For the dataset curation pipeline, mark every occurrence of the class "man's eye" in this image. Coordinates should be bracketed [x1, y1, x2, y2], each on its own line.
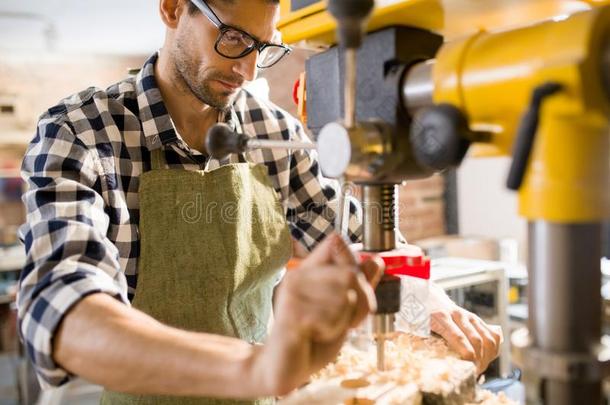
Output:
[224, 30, 247, 46]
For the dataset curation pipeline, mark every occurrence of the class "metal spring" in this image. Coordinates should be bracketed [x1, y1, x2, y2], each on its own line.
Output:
[380, 184, 397, 232]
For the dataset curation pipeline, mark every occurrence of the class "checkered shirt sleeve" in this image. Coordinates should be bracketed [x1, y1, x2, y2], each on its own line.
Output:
[19, 116, 129, 387]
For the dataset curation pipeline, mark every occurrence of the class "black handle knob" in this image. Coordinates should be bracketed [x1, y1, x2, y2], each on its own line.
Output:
[328, 0, 374, 48]
[410, 104, 473, 171]
[506, 82, 563, 191]
[205, 123, 249, 161]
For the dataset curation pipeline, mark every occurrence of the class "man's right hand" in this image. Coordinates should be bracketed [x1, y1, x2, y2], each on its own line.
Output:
[253, 233, 383, 396]
[51, 233, 382, 400]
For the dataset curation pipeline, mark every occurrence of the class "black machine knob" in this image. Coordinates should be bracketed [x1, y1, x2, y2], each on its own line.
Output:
[205, 123, 249, 160]
[375, 274, 401, 314]
[328, 0, 375, 48]
[410, 104, 474, 171]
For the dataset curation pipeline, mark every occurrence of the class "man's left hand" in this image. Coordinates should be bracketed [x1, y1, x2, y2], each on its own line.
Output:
[429, 283, 503, 375]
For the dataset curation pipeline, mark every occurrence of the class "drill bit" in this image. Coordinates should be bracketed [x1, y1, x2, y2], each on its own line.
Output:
[373, 314, 392, 371]
[376, 334, 386, 371]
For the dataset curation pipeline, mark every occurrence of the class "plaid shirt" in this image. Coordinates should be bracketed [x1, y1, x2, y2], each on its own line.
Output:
[18, 53, 362, 388]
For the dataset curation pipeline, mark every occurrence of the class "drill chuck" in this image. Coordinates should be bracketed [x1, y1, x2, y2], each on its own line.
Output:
[375, 274, 401, 314]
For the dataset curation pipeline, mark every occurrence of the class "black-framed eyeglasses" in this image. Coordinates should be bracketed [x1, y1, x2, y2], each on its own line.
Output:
[190, 0, 292, 69]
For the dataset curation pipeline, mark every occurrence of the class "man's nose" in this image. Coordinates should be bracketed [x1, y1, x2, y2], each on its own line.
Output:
[232, 51, 258, 82]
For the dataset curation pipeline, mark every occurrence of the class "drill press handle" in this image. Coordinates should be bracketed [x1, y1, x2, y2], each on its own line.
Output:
[206, 123, 317, 161]
[205, 123, 250, 160]
[506, 82, 564, 191]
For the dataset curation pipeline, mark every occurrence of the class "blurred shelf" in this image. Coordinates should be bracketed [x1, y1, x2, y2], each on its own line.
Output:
[508, 303, 528, 321]
[0, 129, 33, 147]
[0, 294, 14, 305]
[0, 248, 25, 273]
[0, 170, 21, 179]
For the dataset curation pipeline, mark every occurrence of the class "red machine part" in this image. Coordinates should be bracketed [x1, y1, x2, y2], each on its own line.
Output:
[360, 250, 431, 280]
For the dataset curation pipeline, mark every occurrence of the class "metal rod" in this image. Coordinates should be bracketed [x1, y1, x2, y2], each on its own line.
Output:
[402, 60, 435, 116]
[245, 139, 317, 151]
[344, 48, 358, 129]
[527, 221, 602, 405]
[339, 47, 358, 237]
[373, 313, 395, 371]
[376, 337, 386, 371]
[335, 176, 348, 238]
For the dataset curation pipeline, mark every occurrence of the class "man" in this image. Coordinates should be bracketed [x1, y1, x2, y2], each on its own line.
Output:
[18, 0, 501, 402]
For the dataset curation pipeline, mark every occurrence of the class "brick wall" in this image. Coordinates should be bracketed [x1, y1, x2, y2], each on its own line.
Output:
[0, 53, 149, 142]
[399, 175, 446, 242]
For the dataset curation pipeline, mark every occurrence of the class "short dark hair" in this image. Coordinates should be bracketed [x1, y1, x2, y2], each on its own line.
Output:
[187, 0, 279, 15]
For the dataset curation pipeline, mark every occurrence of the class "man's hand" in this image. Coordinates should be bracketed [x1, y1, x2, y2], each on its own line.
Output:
[429, 283, 503, 374]
[255, 233, 383, 395]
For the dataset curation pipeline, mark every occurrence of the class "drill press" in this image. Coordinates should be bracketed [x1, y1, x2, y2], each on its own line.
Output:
[209, 2, 610, 389]
[279, 1, 610, 403]
[315, 0, 465, 372]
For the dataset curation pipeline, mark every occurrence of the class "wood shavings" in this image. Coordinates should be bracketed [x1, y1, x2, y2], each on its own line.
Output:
[280, 333, 518, 405]
[341, 378, 372, 389]
[343, 398, 375, 405]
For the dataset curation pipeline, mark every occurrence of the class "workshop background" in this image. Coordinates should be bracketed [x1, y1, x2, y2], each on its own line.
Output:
[2, 0, 597, 404]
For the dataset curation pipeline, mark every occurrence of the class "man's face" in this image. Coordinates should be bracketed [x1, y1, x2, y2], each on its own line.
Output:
[172, 0, 280, 111]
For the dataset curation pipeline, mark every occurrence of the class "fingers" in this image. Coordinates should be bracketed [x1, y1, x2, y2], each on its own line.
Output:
[430, 311, 477, 364]
[349, 272, 377, 327]
[432, 308, 504, 375]
[300, 265, 375, 332]
[328, 234, 359, 266]
[489, 325, 504, 346]
[299, 233, 337, 266]
[473, 319, 503, 369]
[299, 298, 353, 342]
[472, 322, 493, 372]
[300, 233, 357, 267]
[283, 262, 375, 342]
[349, 257, 384, 326]
[360, 257, 384, 288]
[283, 234, 384, 343]
[452, 310, 484, 369]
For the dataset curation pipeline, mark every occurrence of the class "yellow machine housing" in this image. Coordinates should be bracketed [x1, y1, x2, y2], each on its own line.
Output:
[279, 0, 610, 45]
[433, 7, 610, 222]
[279, 1, 610, 404]
[280, 1, 610, 222]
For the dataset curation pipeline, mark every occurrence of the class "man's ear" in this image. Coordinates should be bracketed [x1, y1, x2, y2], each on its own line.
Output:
[160, 0, 188, 29]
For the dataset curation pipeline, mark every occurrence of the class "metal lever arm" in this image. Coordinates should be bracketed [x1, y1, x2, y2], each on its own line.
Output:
[205, 123, 315, 160]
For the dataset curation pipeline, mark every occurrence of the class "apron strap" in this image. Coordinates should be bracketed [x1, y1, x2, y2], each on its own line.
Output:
[151, 148, 167, 170]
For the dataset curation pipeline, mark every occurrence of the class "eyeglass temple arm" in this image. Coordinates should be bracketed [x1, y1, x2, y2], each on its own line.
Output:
[190, 0, 222, 28]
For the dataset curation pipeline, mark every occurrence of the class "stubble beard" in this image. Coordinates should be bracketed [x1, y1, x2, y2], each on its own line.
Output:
[172, 41, 240, 112]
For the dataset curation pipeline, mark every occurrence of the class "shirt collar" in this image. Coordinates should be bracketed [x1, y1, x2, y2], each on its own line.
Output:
[135, 52, 242, 152]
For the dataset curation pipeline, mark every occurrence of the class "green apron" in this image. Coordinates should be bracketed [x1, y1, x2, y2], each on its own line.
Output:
[101, 147, 292, 405]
